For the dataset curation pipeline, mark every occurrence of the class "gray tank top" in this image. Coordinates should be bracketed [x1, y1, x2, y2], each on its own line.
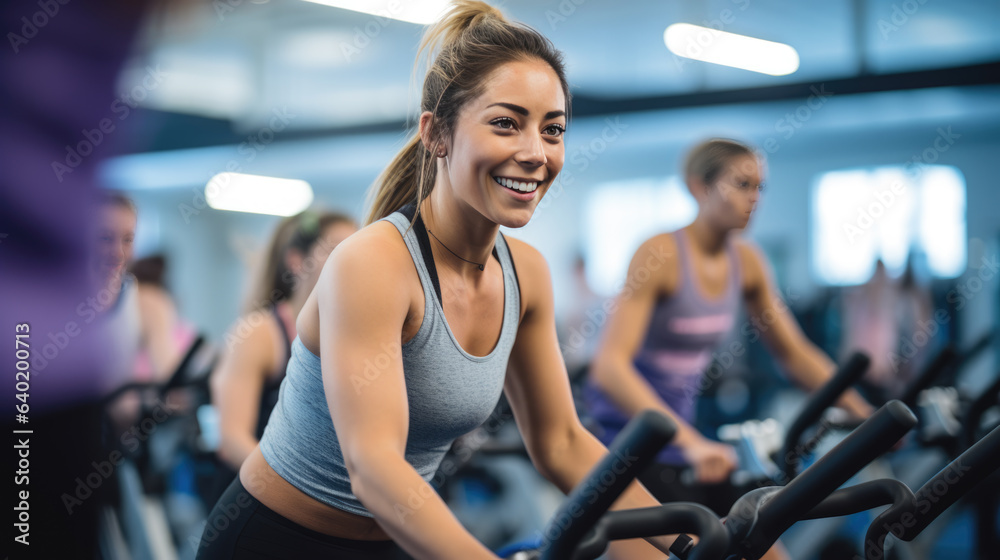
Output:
[259, 205, 521, 517]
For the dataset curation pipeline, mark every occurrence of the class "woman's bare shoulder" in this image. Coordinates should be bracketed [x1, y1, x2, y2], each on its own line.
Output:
[644, 231, 679, 258]
[316, 219, 420, 321]
[324, 220, 413, 274]
[634, 231, 679, 296]
[501, 234, 547, 280]
[732, 237, 768, 294]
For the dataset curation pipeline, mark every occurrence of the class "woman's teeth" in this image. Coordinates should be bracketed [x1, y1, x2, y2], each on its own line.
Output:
[493, 176, 538, 193]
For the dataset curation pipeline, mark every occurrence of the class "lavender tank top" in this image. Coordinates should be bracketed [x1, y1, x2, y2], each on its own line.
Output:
[585, 228, 742, 464]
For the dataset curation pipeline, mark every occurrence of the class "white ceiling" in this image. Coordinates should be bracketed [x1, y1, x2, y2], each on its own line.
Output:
[119, 0, 1000, 131]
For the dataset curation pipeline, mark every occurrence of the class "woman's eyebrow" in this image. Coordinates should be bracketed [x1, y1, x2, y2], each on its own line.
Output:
[487, 102, 527, 115]
[486, 102, 566, 120]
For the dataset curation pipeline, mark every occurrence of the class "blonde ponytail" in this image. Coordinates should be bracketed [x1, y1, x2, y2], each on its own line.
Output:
[415, 0, 506, 73]
[364, 134, 431, 225]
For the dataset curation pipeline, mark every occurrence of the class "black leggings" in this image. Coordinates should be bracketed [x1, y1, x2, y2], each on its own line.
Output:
[196, 476, 413, 559]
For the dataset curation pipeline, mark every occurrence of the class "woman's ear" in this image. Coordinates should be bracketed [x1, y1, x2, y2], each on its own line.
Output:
[418, 111, 438, 154]
[686, 174, 709, 202]
[419, 111, 449, 158]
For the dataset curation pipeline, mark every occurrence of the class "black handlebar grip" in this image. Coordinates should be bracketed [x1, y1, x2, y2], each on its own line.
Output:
[802, 479, 913, 520]
[899, 346, 958, 408]
[939, 330, 996, 389]
[574, 503, 728, 560]
[962, 371, 1000, 449]
[539, 409, 677, 560]
[752, 401, 916, 554]
[959, 330, 995, 366]
[862, 424, 1000, 557]
[161, 335, 205, 394]
[899, 424, 1000, 539]
[778, 352, 871, 480]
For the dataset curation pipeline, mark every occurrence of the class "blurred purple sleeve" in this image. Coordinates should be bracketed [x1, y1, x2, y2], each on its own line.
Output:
[1, 0, 150, 412]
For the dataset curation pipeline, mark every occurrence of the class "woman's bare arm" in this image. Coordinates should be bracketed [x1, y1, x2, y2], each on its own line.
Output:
[738, 242, 873, 417]
[502, 237, 677, 558]
[211, 314, 273, 471]
[317, 224, 498, 560]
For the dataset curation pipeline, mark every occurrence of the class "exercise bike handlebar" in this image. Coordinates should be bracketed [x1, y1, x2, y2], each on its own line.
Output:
[778, 352, 871, 480]
[962, 371, 1000, 449]
[727, 400, 916, 559]
[100, 335, 208, 405]
[801, 479, 914, 520]
[762, 401, 916, 536]
[899, 345, 958, 408]
[868, 424, 1000, 546]
[943, 330, 996, 386]
[539, 409, 676, 560]
[737, 425, 1000, 560]
[900, 330, 996, 409]
[160, 335, 207, 393]
[574, 503, 729, 560]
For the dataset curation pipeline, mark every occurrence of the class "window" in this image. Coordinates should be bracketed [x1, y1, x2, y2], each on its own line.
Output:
[584, 176, 699, 296]
[811, 165, 966, 285]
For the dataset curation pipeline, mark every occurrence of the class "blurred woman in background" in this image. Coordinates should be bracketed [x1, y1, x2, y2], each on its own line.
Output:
[585, 138, 875, 560]
[97, 192, 192, 423]
[91, 192, 143, 392]
[841, 259, 900, 399]
[209, 210, 357, 498]
[129, 253, 199, 384]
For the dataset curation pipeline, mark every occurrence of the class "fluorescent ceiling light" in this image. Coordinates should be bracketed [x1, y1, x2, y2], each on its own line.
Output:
[664, 23, 799, 76]
[302, 0, 450, 25]
[205, 173, 314, 216]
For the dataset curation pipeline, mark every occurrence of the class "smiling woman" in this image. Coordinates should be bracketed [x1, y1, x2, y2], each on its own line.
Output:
[91, 192, 142, 393]
[196, 2, 678, 560]
[363, 3, 571, 229]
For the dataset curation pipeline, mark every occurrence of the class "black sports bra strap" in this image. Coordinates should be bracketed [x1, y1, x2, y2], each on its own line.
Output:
[398, 202, 499, 305]
[270, 304, 293, 366]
